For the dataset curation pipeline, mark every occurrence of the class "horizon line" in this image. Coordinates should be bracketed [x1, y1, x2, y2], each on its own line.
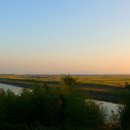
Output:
[1, 73, 130, 76]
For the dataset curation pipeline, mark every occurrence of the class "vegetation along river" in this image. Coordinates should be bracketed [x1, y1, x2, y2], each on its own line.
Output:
[0, 83, 121, 122]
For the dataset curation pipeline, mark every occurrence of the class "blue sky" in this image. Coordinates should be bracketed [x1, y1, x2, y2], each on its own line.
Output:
[0, 0, 130, 74]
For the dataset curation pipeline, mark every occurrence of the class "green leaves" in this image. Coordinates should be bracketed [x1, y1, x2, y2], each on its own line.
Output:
[0, 83, 105, 130]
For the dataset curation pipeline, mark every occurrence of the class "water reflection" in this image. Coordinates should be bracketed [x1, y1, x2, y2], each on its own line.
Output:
[86, 99, 122, 123]
[0, 83, 22, 94]
[94, 100, 120, 122]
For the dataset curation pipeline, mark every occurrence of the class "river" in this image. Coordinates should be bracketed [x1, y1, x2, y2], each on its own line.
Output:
[0, 83, 22, 94]
[85, 99, 121, 123]
[93, 100, 121, 123]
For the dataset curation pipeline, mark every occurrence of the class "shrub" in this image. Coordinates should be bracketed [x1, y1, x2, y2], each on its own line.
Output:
[62, 75, 79, 87]
[119, 90, 130, 130]
[125, 82, 130, 90]
[0, 77, 106, 129]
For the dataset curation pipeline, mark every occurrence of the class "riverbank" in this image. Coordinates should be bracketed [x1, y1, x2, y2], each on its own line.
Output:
[0, 78, 60, 88]
[0, 77, 125, 103]
[84, 90, 122, 103]
[0, 79, 33, 88]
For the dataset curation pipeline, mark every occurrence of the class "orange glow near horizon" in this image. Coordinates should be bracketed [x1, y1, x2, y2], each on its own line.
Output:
[0, 1, 130, 74]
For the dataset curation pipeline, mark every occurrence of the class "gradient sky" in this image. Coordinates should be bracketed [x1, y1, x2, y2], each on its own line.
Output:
[0, 0, 130, 74]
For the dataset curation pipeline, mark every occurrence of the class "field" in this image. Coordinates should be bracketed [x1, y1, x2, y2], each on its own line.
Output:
[0, 74, 130, 129]
[0, 74, 130, 103]
[1, 74, 130, 85]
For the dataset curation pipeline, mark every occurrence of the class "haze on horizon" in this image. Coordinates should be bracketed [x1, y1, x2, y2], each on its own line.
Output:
[0, 0, 130, 74]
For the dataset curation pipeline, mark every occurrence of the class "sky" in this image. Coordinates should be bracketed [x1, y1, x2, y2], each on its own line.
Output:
[0, 0, 130, 74]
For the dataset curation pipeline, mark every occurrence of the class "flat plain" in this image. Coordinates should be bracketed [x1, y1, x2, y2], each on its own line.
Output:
[0, 74, 129, 103]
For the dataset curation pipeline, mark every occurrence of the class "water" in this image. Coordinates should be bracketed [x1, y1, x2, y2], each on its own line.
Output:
[94, 100, 120, 122]
[86, 99, 121, 123]
[0, 83, 22, 94]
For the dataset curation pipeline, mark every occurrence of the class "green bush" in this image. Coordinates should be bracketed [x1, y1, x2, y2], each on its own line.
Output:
[125, 82, 130, 90]
[61, 75, 79, 87]
[0, 77, 105, 130]
[119, 90, 130, 130]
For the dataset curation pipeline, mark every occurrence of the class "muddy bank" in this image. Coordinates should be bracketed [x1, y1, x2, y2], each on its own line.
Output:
[0, 78, 60, 88]
[84, 90, 122, 103]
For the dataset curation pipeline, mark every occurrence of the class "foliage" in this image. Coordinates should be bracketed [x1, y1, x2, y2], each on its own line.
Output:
[119, 89, 130, 130]
[125, 82, 130, 90]
[0, 77, 105, 130]
[62, 75, 79, 87]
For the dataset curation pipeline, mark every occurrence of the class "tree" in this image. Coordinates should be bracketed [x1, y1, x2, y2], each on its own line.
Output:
[62, 75, 79, 88]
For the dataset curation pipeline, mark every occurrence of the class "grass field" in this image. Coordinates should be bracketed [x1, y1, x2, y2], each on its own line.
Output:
[0, 74, 130, 103]
[1, 74, 130, 85]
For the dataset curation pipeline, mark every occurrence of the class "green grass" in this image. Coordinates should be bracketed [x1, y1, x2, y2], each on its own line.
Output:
[0, 74, 129, 103]
[1, 74, 130, 86]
